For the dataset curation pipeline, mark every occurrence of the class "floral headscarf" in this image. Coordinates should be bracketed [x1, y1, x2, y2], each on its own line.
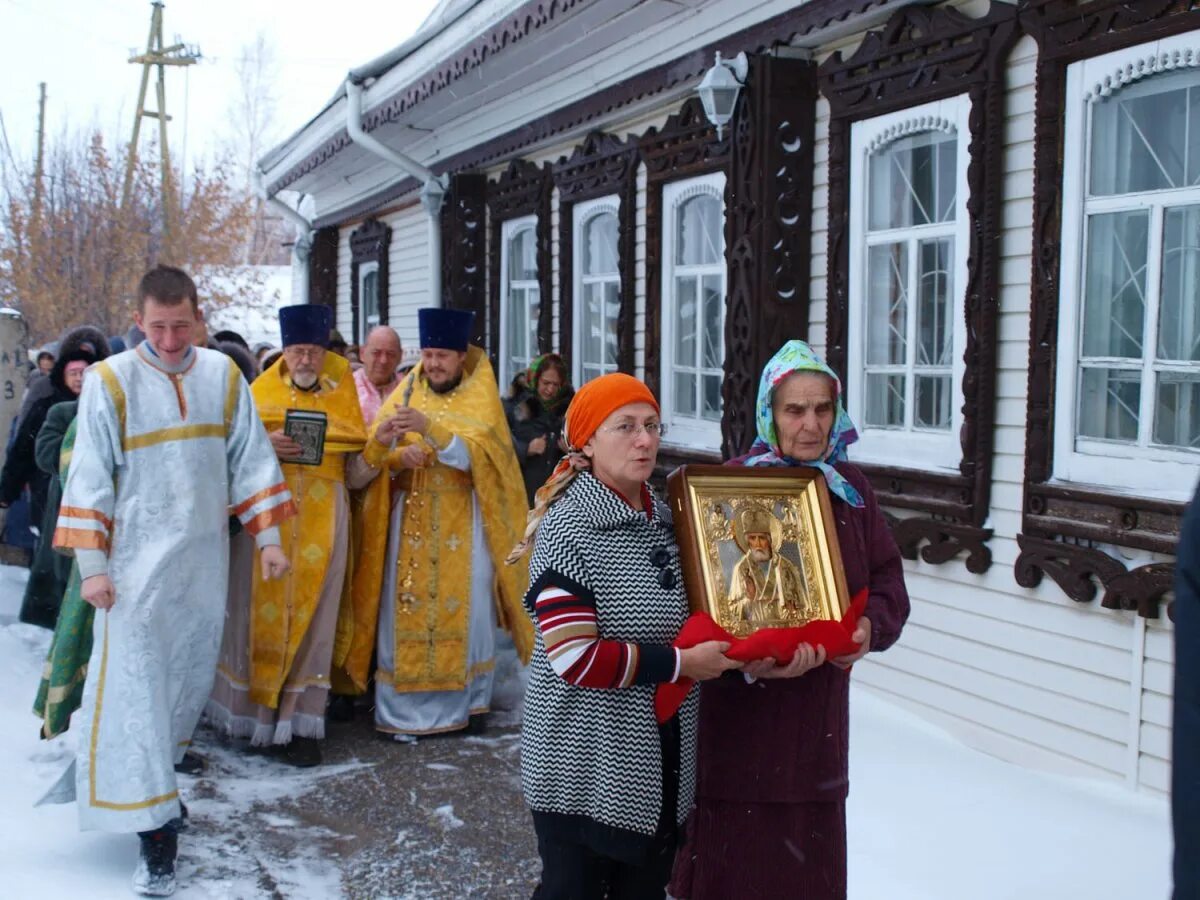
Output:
[742, 340, 864, 508]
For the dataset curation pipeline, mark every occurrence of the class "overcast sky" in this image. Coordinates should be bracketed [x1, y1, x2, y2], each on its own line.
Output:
[1, 0, 439, 170]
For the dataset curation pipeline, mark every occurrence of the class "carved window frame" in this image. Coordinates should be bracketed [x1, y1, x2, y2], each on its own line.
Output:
[819, 3, 1019, 574]
[639, 96, 732, 462]
[571, 196, 623, 386]
[659, 173, 728, 450]
[847, 95, 972, 472]
[349, 218, 391, 346]
[487, 160, 552, 367]
[498, 215, 541, 389]
[1014, 0, 1200, 619]
[553, 132, 638, 379]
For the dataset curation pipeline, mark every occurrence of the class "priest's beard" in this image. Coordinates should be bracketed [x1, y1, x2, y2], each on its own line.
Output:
[427, 373, 463, 394]
[292, 369, 320, 390]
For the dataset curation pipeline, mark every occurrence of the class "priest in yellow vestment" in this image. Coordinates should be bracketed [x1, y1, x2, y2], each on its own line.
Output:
[207, 304, 378, 767]
[350, 308, 532, 740]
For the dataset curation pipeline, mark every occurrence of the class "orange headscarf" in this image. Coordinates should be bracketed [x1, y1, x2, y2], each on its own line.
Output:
[506, 372, 659, 563]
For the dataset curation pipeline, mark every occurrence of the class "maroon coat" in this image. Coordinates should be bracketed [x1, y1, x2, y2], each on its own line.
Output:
[693, 460, 910, 805]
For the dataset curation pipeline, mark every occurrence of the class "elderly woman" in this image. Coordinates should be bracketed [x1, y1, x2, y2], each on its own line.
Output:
[671, 340, 911, 900]
[511, 372, 739, 899]
[506, 353, 573, 506]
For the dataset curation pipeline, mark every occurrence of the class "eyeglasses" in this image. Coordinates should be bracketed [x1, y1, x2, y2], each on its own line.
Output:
[285, 347, 324, 361]
[649, 546, 677, 590]
[599, 422, 668, 440]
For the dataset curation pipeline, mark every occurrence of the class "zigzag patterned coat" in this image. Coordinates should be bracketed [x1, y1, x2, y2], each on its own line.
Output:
[520, 471, 699, 855]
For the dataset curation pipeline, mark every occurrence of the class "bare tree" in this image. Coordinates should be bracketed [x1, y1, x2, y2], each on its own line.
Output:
[0, 128, 266, 342]
[226, 32, 291, 266]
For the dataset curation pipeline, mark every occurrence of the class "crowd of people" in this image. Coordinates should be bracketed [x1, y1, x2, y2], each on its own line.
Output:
[7, 263, 910, 899]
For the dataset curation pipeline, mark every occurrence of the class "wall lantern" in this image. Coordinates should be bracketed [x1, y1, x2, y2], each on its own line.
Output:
[697, 51, 749, 139]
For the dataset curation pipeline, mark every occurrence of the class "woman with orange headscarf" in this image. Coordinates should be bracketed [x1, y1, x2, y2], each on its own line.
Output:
[509, 373, 739, 899]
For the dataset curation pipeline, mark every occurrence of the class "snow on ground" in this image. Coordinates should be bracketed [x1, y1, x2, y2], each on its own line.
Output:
[0, 562, 1173, 898]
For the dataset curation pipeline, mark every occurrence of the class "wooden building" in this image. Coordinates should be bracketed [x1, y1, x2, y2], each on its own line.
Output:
[259, 0, 1200, 793]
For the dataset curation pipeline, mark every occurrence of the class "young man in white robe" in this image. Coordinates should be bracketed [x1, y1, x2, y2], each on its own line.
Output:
[46, 265, 296, 897]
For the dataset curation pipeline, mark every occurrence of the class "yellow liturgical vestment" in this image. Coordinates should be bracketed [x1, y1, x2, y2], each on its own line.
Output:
[344, 346, 532, 705]
[243, 353, 367, 708]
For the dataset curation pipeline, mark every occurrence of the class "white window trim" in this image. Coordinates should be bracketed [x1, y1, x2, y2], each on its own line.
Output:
[357, 260, 380, 346]
[498, 215, 538, 389]
[571, 194, 621, 387]
[1053, 33, 1200, 502]
[847, 94, 971, 472]
[660, 172, 727, 450]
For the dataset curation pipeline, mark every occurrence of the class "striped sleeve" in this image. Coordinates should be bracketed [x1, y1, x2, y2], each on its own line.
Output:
[534, 581, 681, 688]
[226, 369, 296, 537]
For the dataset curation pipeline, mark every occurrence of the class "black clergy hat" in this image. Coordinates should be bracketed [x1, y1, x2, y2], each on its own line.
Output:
[279, 305, 333, 348]
[418, 308, 474, 351]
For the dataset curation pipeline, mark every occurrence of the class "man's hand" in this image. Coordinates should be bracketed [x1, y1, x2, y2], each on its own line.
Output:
[374, 415, 403, 446]
[268, 429, 303, 461]
[260, 545, 291, 581]
[831, 617, 872, 670]
[387, 407, 429, 436]
[742, 643, 827, 680]
[527, 435, 548, 457]
[399, 443, 427, 469]
[679, 641, 741, 681]
[82, 574, 116, 610]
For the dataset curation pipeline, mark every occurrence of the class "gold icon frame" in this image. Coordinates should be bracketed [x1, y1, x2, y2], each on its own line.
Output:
[666, 465, 850, 638]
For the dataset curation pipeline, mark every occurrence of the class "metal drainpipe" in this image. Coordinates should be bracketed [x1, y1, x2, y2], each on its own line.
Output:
[344, 79, 448, 308]
[255, 171, 313, 306]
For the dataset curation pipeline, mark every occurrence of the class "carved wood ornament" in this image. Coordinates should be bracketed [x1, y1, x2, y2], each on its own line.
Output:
[1015, 0, 1198, 615]
[486, 160, 553, 365]
[722, 55, 818, 459]
[818, 3, 1020, 572]
[349, 218, 391, 342]
[308, 226, 339, 313]
[441, 173, 489, 350]
[553, 131, 639, 376]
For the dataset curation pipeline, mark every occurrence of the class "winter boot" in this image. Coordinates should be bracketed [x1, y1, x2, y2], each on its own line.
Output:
[173, 752, 204, 775]
[133, 825, 178, 896]
[280, 736, 321, 768]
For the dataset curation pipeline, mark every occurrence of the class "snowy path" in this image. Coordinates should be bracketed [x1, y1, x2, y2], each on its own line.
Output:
[0, 565, 1171, 898]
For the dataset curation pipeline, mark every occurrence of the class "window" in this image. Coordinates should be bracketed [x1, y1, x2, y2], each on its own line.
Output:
[847, 95, 970, 470]
[499, 216, 539, 388]
[572, 196, 621, 385]
[358, 261, 380, 346]
[661, 173, 726, 446]
[1054, 36, 1200, 498]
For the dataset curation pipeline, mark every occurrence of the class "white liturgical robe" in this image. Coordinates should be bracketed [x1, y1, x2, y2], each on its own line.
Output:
[46, 343, 295, 833]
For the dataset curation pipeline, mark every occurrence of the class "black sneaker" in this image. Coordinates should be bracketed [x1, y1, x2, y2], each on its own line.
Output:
[466, 713, 488, 736]
[280, 736, 322, 768]
[173, 752, 204, 775]
[133, 826, 178, 896]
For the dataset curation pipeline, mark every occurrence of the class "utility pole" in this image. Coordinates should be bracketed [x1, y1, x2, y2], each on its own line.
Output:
[32, 83, 46, 220]
[122, 2, 200, 243]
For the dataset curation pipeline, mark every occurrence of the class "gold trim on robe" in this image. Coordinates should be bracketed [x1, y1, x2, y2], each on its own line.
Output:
[342, 345, 532, 695]
[246, 352, 367, 708]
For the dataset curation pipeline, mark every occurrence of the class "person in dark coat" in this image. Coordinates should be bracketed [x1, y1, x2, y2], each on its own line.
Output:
[15, 326, 108, 429]
[505, 354, 573, 507]
[17, 399, 78, 628]
[671, 340, 911, 900]
[1173, 480, 1200, 899]
[0, 326, 108, 527]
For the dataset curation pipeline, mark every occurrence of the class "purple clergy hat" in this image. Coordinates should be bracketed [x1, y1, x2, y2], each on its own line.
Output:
[418, 308, 474, 351]
[279, 304, 333, 348]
